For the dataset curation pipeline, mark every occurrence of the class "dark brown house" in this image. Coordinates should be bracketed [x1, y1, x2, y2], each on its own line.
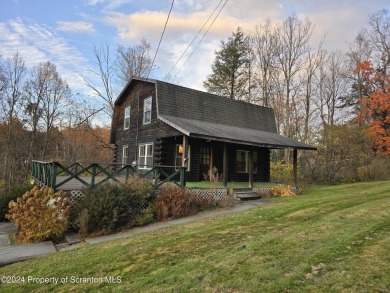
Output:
[110, 78, 315, 187]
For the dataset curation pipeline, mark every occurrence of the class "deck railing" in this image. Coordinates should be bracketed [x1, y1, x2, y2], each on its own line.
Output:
[31, 160, 186, 191]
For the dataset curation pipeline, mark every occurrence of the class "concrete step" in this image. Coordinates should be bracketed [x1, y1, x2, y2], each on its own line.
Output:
[233, 188, 261, 200]
[232, 188, 253, 192]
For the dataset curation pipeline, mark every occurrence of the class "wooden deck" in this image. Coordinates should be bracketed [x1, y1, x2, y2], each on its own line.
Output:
[31, 160, 186, 191]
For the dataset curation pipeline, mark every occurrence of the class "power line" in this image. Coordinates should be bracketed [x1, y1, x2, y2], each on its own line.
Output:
[147, 0, 174, 78]
[173, 0, 228, 79]
[166, 0, 224, 78]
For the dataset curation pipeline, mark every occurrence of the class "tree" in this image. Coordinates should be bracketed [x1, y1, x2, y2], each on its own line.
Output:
[204, 27, 251, 100]
[300, 45, 326, 142]
[344, 32, 372, 111]
[356, 61, 390, 156]
[316, 50, 349, 127]
[0, 53, 27, 187]
[252, 19, 279, 106]
[24, 61, 70, 160]
[116, 39, 152, 87]
[368, 9, 390, 77]
[80, 43, 117, 117]
[272, 14, 314, 162]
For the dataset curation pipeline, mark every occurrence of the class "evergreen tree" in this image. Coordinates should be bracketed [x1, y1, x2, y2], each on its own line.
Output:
[203, 27, 251, 100]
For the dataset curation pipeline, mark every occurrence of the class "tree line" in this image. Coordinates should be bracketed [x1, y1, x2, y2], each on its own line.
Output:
[0, 40, 153, 190]
[204, 10, 390, 183]
[1, 10, 389, 189]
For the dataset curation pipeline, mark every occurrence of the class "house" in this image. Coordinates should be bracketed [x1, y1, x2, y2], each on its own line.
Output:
[110, 78, 316, 187]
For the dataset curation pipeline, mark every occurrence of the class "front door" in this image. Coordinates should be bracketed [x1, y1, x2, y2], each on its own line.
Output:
[199, 147, 210, 180]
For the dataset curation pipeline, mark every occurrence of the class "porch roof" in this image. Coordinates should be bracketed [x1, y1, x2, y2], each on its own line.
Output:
[158, 114, 316, 150]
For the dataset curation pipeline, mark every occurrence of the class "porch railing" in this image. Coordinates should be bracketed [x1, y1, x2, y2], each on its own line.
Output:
[31, 160, 186, 191]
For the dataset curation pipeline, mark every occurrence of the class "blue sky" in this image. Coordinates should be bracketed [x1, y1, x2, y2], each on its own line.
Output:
[1, 0, 389, 103]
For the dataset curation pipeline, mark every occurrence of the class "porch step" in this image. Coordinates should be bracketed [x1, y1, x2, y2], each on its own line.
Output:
[233, 188, 261, 200]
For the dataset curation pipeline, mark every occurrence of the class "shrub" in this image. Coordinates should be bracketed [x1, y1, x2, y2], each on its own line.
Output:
[153, 186, 213, 221]
[6, 186, 70, 244]
[0, 182, 33, 221]
[70, 176, 154, 236]
[271, 185, 296, 197]
[271, 161, 294, 184]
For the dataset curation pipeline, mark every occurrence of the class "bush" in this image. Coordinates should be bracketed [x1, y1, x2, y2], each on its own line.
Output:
[6, 186, 70, 244]
[271, 185, 296, 197]
[153, 186, 213, 221]
[0, 182, 33, 221]
[70, 177, 154, 236]
[271, 161, 293, 184]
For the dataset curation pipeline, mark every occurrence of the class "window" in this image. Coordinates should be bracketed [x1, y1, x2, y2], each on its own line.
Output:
[122, 145, 128, 166]
[138, 143, 153, 169]
[143, 96, 152, 124]
[124, 106, 131, 130]
[236, 150, 257, 173]
[175, 144, 191, 171]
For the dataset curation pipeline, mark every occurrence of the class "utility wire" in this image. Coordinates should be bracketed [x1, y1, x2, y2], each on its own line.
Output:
[173, 0, 228, 79]
[147, 0, 174, 78]
[166, 0, 224, 78]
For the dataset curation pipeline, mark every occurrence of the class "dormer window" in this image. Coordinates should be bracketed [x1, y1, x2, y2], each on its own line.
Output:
[143, 96, 152, 124]
[124, 106, 131, 130]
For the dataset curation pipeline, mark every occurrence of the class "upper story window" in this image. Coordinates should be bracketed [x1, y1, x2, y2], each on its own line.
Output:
[124, 106, 131, 130]
[143, 96, 152, 125]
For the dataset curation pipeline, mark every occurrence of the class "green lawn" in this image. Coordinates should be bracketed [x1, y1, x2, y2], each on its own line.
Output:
[1, 181, 389, 292]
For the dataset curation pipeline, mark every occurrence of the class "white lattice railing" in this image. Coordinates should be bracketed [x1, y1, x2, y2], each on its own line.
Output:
[189, 188, 228, 201]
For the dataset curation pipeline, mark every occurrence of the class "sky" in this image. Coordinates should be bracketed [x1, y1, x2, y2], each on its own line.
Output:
[1, 0, 389, 102]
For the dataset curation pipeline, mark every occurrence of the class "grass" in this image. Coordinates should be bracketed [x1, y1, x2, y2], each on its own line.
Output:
[1, 181, 389, 292]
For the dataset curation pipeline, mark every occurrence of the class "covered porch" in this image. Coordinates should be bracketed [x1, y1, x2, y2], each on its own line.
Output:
[156, 135, 311, 188]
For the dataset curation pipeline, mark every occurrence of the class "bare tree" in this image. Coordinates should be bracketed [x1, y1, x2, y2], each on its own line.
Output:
[116, 38, 152, 87]
[252, 19, 279, 106]
[300, 44, 326, 142]
[368, 9, 390, 75]
[0, 53, 27, 187]
[80, 43, 117, 116]
[275, 13, 314, 161]
[24, 61, 70, 160]
[319, 51, 350, 126]
[40, 62, 71, 158]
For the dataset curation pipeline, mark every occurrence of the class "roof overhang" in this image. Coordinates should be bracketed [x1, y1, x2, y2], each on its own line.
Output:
[158, 114, 317, 150]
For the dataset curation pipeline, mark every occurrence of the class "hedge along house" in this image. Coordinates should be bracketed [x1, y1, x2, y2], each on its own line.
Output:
[110, 78, 316, 187]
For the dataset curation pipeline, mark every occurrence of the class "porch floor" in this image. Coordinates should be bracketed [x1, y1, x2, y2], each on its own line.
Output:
[185, 181, 277, 189]
[44, 176, 128, 191]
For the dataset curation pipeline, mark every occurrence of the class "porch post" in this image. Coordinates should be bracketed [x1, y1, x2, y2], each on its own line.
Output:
[293, 148, 298, 187]
[209, 145, 213, 182]
[249, 151, 254, 188]
[182, 135, 188, 187]
[223, 142, 228, 187]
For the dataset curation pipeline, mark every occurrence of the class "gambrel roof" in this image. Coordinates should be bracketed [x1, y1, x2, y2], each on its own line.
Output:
[112, 78, 316, 150]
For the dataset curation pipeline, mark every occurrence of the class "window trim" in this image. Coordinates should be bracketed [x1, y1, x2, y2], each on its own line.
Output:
[124, 106, 131, 130]
[138, 142, 153, 170]
[236, 150, 258, 174]
[143, 96, 152, 125]
[175, 144, 191, 171]
[122, 145, 128, 166]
